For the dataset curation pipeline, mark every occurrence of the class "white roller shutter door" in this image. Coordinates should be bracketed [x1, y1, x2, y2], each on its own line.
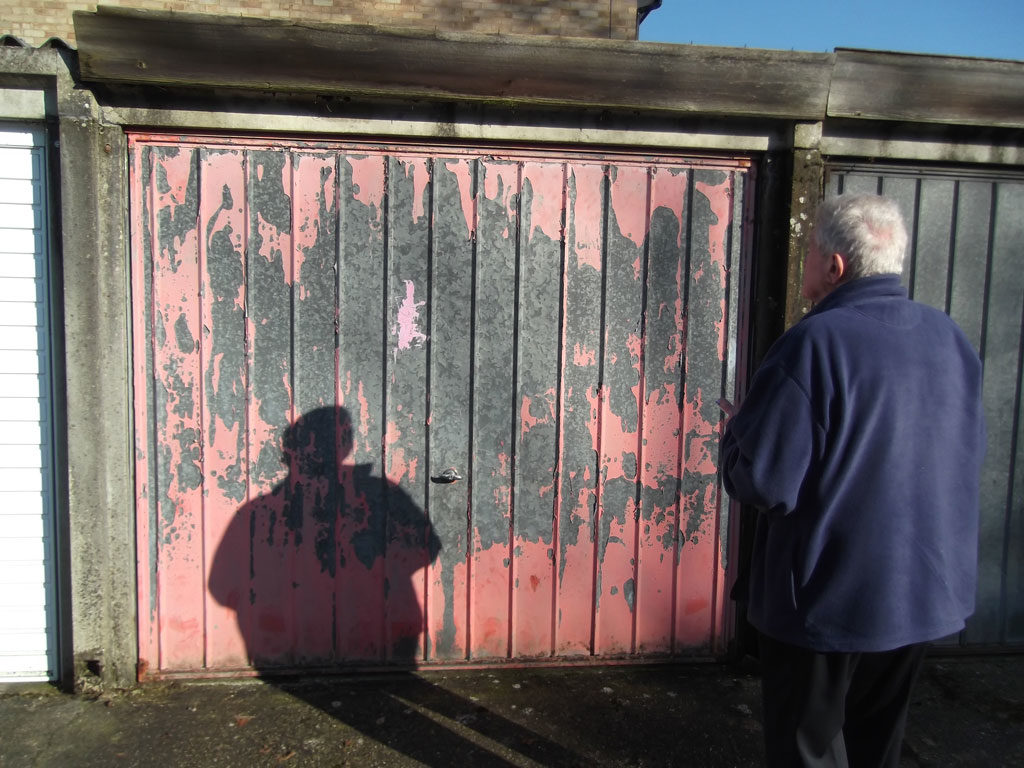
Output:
[0, 124, 57, 682]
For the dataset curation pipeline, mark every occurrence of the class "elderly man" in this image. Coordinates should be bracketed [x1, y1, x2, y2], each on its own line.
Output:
[720, 195, 986, 768]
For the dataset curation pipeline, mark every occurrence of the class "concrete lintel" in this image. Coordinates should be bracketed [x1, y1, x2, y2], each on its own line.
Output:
[820, 134, 1024, 166]
[0, 87, 46, 120]
[104, 106, 774, 151]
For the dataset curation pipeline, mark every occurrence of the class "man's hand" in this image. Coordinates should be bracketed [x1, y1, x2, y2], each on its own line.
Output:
[717, 397, 736, 419]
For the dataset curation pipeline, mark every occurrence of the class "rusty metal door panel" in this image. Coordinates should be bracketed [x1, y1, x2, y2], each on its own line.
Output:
[131, 135, 751, 676]
[827, 166, 1024, 649]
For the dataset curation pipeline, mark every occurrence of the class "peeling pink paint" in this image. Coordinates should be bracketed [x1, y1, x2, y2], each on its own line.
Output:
[256, 212, 290, 267]
[483, 162, 519, 223]
[347, 155, 385, 217]
[585, 385, 603, 454]
[293, 154, 336, 281]
[664, 257, 688, 374]
[429, 555, 469, 660]
[492, 484, 511, 509]
[133, 136, 745, 676]
[641, 383, 684, 484]
[609, 165, 649, 249]
[392, 280, 428, 352]
[626, 332, 643, 373]
[402, 157, 430, 223]
[695, 178, 732, 273]
[572, 342, 596, 367]
[682, 388, 718, 476]
[384, 420, 402, 449]
[471, 535, 511, 659]
[635, 534, 674, 652]
[197, 150, 250, 669]
[520, 395, 543, 437]
[685, 434, 717, 476]
[524, 162, 564, 244]
[512, 537, 554, 657]
[154, 150, 192, 221]
[676, 489, 718, 647]
[556, 531, 595, 655]
[650, 167, 689, 248]
[632, 254, 644, 281]
[152, 149, 208, 669]
[387, 446, 418, 484]
[520, 389, 556, 439]
[595, 502, 637, 655]
[569, 164, 605, 271]
[357, 381, 371, 442]
[445, 159, 476, 238]
[600, 408, 638, 483]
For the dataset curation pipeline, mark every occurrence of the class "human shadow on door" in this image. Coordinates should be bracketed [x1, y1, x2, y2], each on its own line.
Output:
[208, 406, 582, 766]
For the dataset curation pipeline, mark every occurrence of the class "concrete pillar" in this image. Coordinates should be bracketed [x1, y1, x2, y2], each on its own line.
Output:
[55, 49, 137, 689]
[785, 121, 825, 329]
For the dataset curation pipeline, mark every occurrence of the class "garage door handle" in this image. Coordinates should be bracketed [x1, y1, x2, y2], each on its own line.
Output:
[431, 468, 463, 484]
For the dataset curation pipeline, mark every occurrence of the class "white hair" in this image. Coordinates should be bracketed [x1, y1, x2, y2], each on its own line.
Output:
[814, 195, 908, 280]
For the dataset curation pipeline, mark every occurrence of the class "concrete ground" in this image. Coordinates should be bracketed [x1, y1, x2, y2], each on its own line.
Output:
[1, 656, 1022, 767]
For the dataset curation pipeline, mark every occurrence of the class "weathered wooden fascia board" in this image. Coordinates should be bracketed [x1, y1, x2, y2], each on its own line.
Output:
[73, 7, 832, 120]
[829, 48, 1024, 129]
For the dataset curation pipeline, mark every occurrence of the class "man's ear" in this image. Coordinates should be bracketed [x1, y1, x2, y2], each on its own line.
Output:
[828, 252, 846, 285]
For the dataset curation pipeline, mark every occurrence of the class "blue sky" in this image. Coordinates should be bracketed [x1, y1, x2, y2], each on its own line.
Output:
[639, 1, 1023, 61]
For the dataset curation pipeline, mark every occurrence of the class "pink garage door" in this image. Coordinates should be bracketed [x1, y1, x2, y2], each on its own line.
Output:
[129, 135, 752, 677]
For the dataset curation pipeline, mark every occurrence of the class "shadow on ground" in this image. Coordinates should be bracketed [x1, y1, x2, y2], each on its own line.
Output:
[1, 657, 1022, 767]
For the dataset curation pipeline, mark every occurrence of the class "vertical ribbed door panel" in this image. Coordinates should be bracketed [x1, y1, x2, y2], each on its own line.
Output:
[130, 135, 751, 676]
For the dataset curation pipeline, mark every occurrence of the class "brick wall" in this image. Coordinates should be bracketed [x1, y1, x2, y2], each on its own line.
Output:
[5, 1, 641, 48]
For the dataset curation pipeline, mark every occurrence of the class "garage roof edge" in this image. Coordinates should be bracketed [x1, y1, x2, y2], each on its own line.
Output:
[71, 7, 1024, 129]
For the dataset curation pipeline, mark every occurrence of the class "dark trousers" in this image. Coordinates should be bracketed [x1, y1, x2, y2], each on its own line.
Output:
[758, 633, 927, 768]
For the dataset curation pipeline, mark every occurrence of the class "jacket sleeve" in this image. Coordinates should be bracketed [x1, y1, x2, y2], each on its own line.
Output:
[719, 362, 819, 515]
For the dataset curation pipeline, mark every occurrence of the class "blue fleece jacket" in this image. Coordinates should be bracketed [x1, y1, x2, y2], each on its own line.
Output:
[721, 275, 985, 652]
